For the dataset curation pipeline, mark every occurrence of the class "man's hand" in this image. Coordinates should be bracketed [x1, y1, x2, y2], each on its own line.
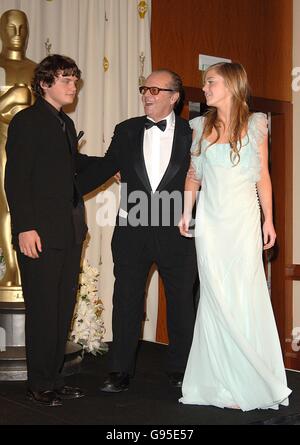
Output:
[19, 230, 42, 259]
[187, 164, 198, 182]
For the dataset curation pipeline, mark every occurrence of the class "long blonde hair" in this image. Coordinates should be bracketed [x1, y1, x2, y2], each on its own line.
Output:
[196, 62, 251, 165]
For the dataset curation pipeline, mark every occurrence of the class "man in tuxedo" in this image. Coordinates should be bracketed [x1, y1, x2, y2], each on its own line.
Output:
[4, 54, 98, 406]
[78, 69, 197, 392]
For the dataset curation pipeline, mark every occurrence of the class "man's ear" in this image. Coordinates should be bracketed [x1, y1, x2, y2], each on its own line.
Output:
[171, 92, 180, 105]
[40, 80, 48, 93]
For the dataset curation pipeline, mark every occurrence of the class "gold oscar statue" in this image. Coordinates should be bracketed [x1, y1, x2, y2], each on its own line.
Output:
[0, 10, 36, 302]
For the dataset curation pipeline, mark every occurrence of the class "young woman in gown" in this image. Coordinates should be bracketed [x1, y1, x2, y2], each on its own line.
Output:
[179, 62, 291, 411]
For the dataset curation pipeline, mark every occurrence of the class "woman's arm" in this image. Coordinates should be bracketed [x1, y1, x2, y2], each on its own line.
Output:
[256, 134, 276, 249]
[178, 168, 201, 238]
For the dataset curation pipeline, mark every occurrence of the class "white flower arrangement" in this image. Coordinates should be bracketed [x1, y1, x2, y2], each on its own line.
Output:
[69, 259, 107, 355]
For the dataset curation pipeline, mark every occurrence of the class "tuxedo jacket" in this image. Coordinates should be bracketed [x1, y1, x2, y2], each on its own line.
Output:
[4, 97, 97, 249]
[77, 115, 196, 264]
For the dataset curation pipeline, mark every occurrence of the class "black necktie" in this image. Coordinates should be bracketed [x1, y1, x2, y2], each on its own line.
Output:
[58, 111, 66, 132]
[144, 118, 167, 132]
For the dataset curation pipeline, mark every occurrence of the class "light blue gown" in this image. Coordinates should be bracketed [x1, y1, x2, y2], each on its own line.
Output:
[179, 113, 292, 411]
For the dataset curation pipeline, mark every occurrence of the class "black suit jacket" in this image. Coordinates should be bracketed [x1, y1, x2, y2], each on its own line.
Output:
[77, 115, 195, 264]
[4, 97, 97, 248]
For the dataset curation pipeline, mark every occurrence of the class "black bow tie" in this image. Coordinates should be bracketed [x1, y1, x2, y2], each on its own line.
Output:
[145, 118, 167, 132]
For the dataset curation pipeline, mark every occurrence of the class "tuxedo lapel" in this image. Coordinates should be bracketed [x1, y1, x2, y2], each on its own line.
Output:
[34, 98, 77, 154]
[156, 116, 190, 192]
[132, 118, 152, 193]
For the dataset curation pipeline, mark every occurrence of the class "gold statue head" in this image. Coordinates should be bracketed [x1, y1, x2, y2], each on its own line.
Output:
[0, 10, 29, 53]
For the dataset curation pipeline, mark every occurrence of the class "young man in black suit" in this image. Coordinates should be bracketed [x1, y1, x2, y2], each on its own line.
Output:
[78, 69, 198, 392]
[4, 54, 98, 406]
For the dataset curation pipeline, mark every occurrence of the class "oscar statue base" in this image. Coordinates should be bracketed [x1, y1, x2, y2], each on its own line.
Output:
[0, 301, 83, 380]
[0, 286, 23, 303]
[0, 342, 83, 381]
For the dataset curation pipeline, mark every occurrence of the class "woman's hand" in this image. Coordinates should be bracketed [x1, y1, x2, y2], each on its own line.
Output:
[114, 171, 121, 183]
[262, 220, 276, 250]
[178, 213, 192, 238]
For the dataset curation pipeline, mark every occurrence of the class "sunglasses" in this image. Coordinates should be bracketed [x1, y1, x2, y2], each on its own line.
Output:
[139, 86, 176, 95]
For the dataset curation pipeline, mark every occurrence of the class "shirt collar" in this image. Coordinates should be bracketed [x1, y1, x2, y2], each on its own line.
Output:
[40, 97, 66, 131]
[41, 97, 62, 117]
[146, 111, 175, 131]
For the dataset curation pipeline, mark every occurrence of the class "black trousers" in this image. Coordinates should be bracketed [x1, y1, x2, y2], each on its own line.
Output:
[17, 243, 82, 392]
[110, 231, 197, 376]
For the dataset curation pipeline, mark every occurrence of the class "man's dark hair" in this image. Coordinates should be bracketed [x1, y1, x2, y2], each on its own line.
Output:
[32, 54, 81, 97]
[153, 69, 184, 112]
[153, 68, 183, 94]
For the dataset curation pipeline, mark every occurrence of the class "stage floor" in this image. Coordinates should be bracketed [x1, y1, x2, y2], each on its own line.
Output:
[0, 341, 299, 425]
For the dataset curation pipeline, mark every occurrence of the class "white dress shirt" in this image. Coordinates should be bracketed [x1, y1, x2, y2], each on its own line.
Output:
[143, 111, 175, 192]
